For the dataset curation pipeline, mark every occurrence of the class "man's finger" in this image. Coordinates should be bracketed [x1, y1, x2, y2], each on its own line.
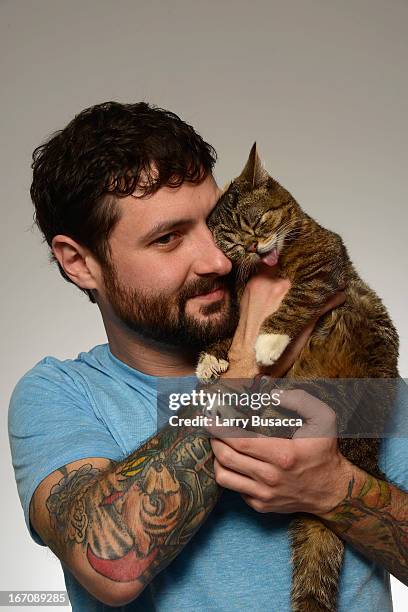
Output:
[278, 389, 334, 420]
[205, 423, 257, 439]
[213, 458, 272, 499]
[211, 438, 277, 482]
[278, 390, 337, 437]
[211, 432, 295, 465]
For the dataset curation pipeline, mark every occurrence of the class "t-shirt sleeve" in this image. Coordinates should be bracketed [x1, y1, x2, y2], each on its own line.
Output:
[379, 378, 408, 492]
[8, 361, 124, 546]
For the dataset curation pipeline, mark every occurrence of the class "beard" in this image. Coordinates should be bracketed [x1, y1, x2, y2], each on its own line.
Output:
[101, 260, 239, 351]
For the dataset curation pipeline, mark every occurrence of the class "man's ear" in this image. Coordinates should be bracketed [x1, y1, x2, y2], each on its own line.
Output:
[51, 235, 102, 292]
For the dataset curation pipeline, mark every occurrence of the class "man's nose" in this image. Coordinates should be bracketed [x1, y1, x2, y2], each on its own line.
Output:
[192, 228, 232, 276]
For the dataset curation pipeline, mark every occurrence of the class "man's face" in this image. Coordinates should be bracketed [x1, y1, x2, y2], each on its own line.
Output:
[99, 174, 239, 350]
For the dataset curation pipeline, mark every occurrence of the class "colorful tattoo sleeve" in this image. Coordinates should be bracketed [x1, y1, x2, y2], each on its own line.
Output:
[320, 470, 408, 585]
[44, 422, 218, 587]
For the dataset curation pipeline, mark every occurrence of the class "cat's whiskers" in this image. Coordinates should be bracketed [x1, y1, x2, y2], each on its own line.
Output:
[237, 255, 258, 283]
[283, 228, 310, 247]
[258, 222, 294, 255]
[276, 224, 304, 249]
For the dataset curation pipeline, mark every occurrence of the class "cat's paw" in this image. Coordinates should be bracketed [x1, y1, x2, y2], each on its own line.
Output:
[196, 353, 229, 382]
[255, 333, 290, 366]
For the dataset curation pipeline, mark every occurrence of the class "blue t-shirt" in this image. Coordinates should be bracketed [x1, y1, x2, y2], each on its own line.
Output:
[8, 343, 408, 611]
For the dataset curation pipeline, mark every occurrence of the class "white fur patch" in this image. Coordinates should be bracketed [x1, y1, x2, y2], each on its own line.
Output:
[255, 333, 291, 366]
[196, 354, 229, 382]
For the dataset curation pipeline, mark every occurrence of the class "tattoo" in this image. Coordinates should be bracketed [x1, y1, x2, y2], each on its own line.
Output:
[321, 473, 408, 585]
[45, 424, 218, 585]
[57, 465, 69, 478]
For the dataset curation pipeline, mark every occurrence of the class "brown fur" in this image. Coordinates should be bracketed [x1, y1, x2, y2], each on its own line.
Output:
[197, 143, 399, 611]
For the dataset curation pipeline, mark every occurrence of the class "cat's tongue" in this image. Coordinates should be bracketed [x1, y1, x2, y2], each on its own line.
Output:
[260, 247, 278, 267]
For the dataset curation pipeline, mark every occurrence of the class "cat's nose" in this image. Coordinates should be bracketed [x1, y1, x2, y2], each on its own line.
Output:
[247, 241, 258, 253]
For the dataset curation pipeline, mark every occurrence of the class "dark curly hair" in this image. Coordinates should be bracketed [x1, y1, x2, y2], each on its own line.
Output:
[30, 101, 217, 303]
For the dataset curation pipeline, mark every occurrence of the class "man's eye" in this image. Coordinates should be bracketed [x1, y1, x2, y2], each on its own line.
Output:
[154, 232, 178, 245]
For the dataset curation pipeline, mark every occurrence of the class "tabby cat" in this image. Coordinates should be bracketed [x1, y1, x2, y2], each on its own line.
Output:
[196, 143, 399, 611]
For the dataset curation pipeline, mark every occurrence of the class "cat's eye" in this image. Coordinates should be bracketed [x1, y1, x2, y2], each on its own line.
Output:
[258, 212, 271, 226]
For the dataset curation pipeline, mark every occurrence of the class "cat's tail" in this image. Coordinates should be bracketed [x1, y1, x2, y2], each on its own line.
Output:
[290, 514, 344, 612]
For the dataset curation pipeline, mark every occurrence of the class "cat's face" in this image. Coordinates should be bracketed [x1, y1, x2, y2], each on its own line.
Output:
[208, 144, 301, 278]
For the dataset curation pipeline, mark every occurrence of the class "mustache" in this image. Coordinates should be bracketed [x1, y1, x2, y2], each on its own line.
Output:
[178, 274, 232, 304]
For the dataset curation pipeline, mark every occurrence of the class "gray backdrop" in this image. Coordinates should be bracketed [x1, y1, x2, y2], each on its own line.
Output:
[1, 0, 407, 609]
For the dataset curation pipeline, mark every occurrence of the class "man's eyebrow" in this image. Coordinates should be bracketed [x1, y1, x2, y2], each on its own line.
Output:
[141, 218, 192, 242]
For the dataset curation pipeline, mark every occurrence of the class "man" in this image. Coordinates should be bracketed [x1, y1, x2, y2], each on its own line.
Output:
[8, 101, 408, 610]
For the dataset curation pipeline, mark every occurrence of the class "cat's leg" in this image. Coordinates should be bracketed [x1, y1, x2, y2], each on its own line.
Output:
[196, 337, 232, 382]
[254, 281, 339, 367]
[255, 331, 292, 366]
[290, 514, 344, 612]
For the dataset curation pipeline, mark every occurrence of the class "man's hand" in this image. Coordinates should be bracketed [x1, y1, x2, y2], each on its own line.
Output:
[211, 390, 408, 586]
[210, 389, 360, 515]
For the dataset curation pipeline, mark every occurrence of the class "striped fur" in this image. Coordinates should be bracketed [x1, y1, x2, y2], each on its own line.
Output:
[200, 143, 399, 611]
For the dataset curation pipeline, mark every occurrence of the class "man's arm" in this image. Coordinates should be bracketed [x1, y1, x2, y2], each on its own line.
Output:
[211, 388, 408, 586]
[317, 464, 408, 585]
[31, 421, 218, 607]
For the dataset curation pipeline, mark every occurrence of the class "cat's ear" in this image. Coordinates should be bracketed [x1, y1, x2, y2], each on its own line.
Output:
[237, 142, 270, 189]
[220, 180, 233, 196]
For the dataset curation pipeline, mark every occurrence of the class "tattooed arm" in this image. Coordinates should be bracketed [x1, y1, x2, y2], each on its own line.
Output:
[317, 462, 408, 586]
[28, 275, 297, 606]
[30, 422, 218, 607]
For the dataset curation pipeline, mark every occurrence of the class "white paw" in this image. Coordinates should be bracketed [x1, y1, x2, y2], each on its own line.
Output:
[255, 333, 290, 366]
[196, 354, 229, 382]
